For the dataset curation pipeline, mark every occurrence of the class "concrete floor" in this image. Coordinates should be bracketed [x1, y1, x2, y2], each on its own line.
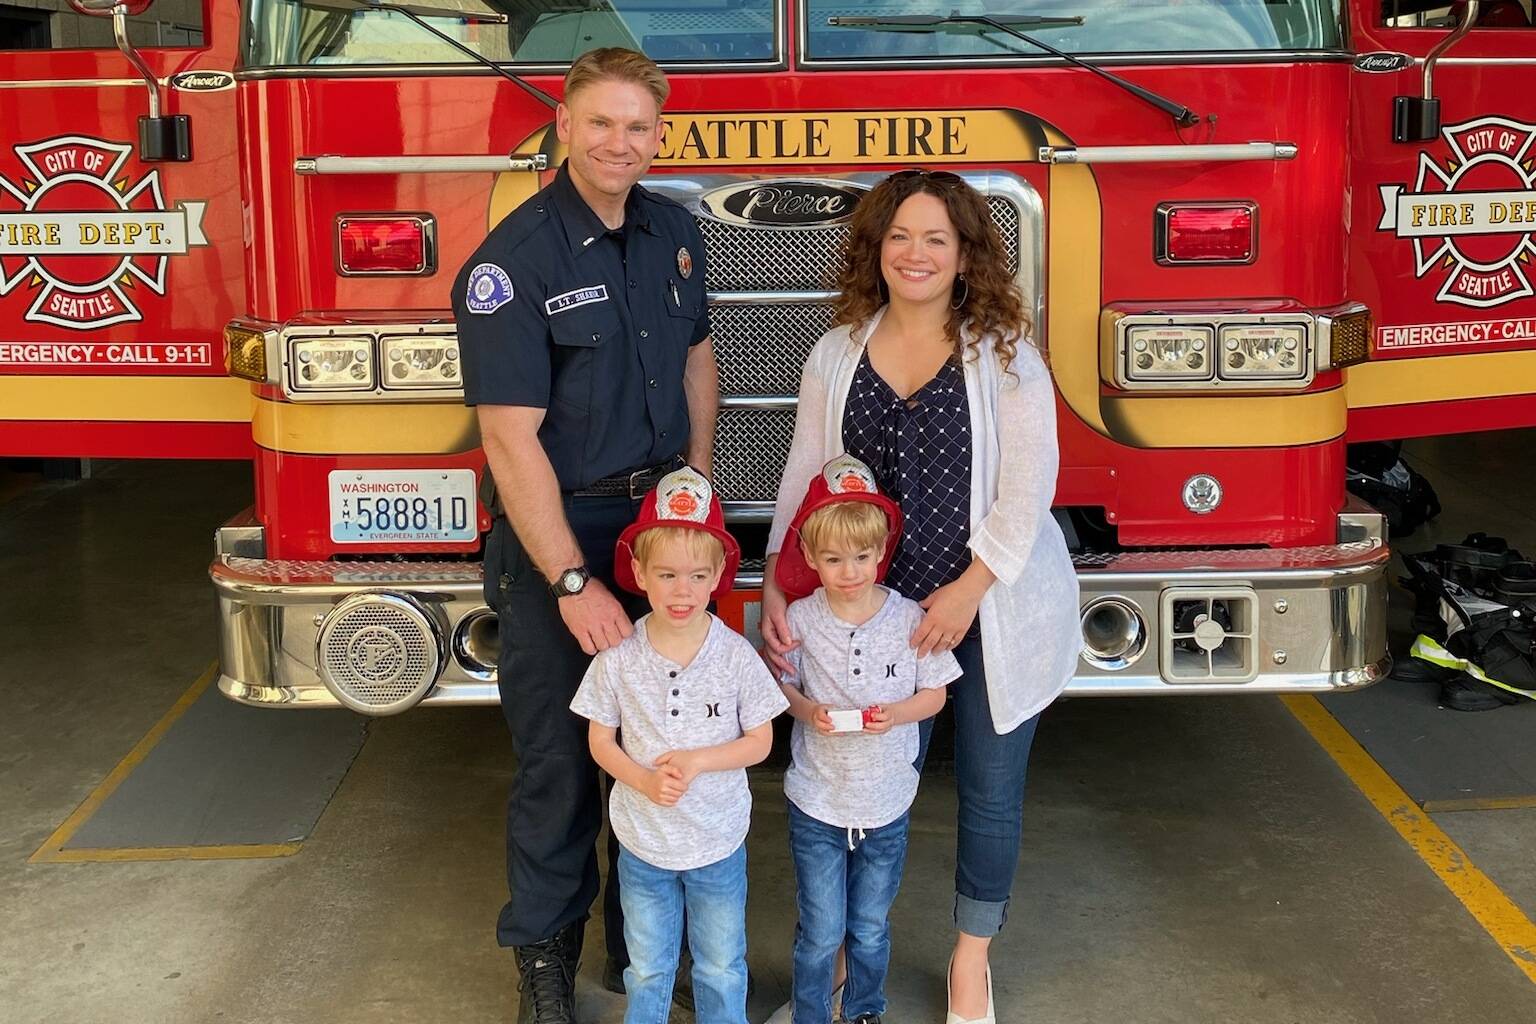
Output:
[4, 438, 1536, 1024]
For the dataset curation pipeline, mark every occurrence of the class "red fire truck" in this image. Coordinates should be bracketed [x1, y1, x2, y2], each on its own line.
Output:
[3, 0, 1534, 714]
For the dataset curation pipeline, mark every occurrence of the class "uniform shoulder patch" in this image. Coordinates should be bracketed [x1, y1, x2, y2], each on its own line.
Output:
[466, 263, 514, 315]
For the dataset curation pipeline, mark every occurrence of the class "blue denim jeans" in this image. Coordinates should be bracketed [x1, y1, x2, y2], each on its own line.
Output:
[787, 801, 911, 1024]
[915, 633, 1041, 938]
[616, 843, 749, 1024]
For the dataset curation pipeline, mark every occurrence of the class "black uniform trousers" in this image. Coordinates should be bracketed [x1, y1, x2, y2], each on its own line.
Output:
[488, 493, 649, 956]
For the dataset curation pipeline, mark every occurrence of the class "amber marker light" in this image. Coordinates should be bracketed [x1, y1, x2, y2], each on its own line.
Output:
[225, 322, 272, 382]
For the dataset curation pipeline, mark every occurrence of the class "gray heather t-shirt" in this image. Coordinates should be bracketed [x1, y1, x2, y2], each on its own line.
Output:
[571, 614, 789, 871]
[784, 587, 962, 829]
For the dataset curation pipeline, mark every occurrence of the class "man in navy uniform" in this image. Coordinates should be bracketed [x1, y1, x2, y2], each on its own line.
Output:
[452, 47, 717, 1024]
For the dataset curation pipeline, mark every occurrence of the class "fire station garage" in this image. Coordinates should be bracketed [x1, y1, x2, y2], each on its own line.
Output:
[3, 435, 1535, 1020]
[7, 0, 1536, 1019]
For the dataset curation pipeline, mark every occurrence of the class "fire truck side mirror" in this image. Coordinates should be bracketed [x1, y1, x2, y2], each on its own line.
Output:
[68, 0, 191, 162]
[1394, 0, 1480, 143]
[69, 0, 154, 15]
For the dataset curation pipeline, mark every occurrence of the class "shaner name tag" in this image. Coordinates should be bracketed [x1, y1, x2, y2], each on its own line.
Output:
[545, 285, 608, 315]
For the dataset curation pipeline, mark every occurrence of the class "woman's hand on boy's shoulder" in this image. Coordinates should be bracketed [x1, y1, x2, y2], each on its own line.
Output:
[758, 569, 800, 676]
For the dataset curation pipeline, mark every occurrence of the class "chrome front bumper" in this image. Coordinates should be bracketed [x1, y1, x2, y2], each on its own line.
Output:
[212, 504, 1389, 714]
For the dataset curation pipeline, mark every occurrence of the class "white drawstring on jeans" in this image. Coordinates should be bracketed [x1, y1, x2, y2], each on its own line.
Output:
[845, 826, 866, 851]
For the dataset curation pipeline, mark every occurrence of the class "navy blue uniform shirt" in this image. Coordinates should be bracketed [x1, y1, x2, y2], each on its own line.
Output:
[452, 163, 711, 491]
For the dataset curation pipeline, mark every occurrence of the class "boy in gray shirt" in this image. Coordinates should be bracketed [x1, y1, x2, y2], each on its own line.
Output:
[774, 456, 962, 1024]
[570, 467, 788, 1024]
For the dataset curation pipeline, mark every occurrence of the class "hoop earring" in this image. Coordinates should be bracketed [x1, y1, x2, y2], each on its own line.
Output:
[950, 273, 969, 310]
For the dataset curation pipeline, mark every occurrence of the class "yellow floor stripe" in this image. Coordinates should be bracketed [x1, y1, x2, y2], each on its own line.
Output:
[1284, 695, 1536, 982]
[1421, 795, 1536, 814]
[29, 662, 304, 865]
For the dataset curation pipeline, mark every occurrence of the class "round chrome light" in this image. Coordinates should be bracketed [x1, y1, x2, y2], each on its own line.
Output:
[1080, 597, 1148, 671]
[1182, 474, 1223, 515]
[452, 607, 501, 680]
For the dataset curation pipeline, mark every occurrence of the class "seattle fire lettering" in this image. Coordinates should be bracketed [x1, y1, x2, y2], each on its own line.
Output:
[0, 135, 208, 330]
[1377, 116, 1536, 308]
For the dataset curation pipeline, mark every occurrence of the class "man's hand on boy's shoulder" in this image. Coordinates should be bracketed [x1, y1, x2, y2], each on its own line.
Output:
[639, 762, 687, 807]
[557, 579, 635, 656]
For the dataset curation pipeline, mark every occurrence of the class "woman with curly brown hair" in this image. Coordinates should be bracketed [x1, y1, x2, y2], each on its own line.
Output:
[761, 170, 1080, 1024]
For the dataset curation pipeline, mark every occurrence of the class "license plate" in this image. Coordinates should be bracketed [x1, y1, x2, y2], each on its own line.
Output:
[328, 469, 477, 544]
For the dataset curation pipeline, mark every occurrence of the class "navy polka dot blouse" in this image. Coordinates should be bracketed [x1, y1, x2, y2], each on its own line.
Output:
[842, 348, 973, 602]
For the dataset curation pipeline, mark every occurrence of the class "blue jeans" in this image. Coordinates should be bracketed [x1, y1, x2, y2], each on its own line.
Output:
[616, 843, 749, 1024]
[916, 632, 1041, 938]
[787, 801, 911, 1024]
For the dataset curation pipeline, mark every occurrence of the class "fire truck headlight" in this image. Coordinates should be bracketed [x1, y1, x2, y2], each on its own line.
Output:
[288, 336, 376, 392]
[1217, 324, 1309, 381]
[1123, 325, 1215, 382]
[380, 335, 461, 390]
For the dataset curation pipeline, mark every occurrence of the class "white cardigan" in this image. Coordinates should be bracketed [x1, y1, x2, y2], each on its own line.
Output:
[767, 307, 1081, 733]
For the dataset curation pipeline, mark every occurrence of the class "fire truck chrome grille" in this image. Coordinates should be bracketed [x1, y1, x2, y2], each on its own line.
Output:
[713, 407, 796, 504]
[698, 196, 1020, 293]
[316, 594, 442, 714]
[712, 302, 833, 395]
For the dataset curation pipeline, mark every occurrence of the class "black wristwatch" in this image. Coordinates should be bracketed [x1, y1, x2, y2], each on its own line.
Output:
[548, 565, 591, 598]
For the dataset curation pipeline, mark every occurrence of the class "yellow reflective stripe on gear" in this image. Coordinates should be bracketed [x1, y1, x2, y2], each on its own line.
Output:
[1409, 635, 1536, 701]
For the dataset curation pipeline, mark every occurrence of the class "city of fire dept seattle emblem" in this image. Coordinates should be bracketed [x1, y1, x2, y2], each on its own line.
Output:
[1377, 116, 1536, 309]
[0, 135, 208, 330]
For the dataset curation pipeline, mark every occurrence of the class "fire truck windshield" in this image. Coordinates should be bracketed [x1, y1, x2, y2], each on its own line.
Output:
[244, 0, 778, 67]
[804, 0, 1343, 58]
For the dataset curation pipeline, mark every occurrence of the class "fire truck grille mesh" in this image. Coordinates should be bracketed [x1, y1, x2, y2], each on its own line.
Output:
[317, 600, 440, 714]
[712, 302, 833, 395]
[713, 407, 796, 505]
[699, 196, 1021, 292]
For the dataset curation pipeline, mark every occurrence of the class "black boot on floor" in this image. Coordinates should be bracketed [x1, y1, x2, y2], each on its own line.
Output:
[1440, 672, 1523, 712]
[515, 920, 583, 1024]
[1390, 655, 1456, 684]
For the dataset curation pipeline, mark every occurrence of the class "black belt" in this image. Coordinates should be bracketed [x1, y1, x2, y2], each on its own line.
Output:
[570, 456, 686, 499]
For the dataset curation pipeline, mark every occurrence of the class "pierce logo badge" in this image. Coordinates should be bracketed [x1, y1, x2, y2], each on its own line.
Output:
[699, 179, 867, 227]
[0, 135, 209, 330]
[1377, 116, 1536, 308]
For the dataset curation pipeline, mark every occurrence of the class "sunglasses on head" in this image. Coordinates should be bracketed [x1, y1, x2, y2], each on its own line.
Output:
[889, 168, 965, 185]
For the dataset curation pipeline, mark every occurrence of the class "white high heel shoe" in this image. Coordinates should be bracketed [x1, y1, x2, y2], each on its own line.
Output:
[944, 957, 994, 1024]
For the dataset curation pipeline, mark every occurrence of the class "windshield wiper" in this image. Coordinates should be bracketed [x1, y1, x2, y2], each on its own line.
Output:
[828, 13, 1200, 129]
[311, 0, 558, 109]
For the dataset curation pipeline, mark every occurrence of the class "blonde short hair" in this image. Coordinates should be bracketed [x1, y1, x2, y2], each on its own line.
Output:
[799, 501, 890, 557]
[564, 47, 669, 109]
[631, 526, 725, 570]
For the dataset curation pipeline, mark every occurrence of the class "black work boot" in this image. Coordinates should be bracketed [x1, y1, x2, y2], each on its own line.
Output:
[1440, 672, 1523, 712]
[515, 920, 583, 1024]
